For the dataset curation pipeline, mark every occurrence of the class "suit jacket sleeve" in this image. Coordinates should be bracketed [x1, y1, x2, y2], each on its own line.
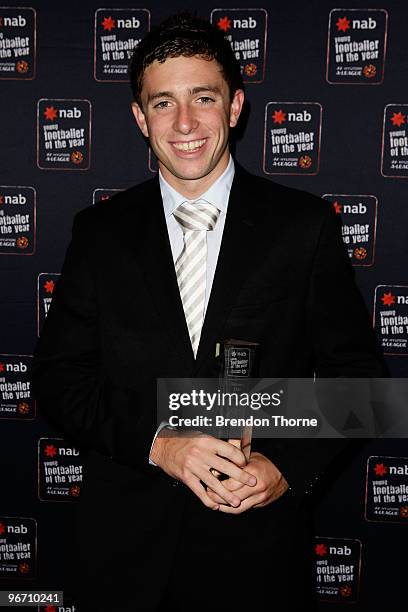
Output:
[32, 207, 157, 475]
[252, 203, 387, 497]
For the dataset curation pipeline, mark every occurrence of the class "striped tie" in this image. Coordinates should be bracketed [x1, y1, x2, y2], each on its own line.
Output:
[173, 200, 220, 357]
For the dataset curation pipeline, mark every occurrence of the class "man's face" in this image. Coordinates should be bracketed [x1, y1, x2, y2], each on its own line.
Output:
[131, 55, 244, 189]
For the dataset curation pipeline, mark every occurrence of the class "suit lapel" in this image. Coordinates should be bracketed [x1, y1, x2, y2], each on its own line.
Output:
[127, 178, 195, 369]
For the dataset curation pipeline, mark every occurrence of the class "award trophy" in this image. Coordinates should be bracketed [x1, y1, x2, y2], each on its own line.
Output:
[213, 339, 260, 477]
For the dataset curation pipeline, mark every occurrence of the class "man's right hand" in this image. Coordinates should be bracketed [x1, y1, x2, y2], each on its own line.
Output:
[150, 429, 257, 510]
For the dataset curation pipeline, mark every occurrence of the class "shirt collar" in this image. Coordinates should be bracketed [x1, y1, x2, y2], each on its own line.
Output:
[159, 155, 235, 218]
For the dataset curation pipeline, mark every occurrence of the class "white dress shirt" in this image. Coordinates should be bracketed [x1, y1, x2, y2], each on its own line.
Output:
[159, 154, 234, 313]
[149, 155, 235, 463]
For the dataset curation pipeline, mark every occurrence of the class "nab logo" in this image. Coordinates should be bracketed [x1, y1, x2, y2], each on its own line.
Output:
[383, 293, 408, 306]
[1, 361, 27, 373]
[390, 465, 408, 475]
[0, 15, 27, 27]
[288, 110, 312, 122]
[7, 524, 28, 534]
[217, 15, 257, 32]
[353, 17, 377, 29]
[59, 447, 79, 456]
[272, 109, 312, 124]
[343, 202, 367, 214]
[0, 193, 26, 205]
[43, 106, 82, 120]
[59, 107, 82, 119]
[336, 16, 377, 31]
[117, 17, 141, 28]
[329, 545, 352, 555]
[231, 16, 257, 29]
[102, 15, 141, 30]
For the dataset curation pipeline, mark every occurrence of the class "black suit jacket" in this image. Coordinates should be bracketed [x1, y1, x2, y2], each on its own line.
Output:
[32, 163, 384, 609]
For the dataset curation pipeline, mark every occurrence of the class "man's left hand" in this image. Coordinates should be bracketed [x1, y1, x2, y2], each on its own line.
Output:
[206, 452, 289, 514]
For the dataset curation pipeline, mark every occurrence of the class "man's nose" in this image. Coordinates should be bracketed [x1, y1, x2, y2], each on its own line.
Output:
[173, 104, 198, 134]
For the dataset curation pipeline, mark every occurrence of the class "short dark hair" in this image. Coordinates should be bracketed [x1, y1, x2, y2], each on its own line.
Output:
[128, 12, 244, 106]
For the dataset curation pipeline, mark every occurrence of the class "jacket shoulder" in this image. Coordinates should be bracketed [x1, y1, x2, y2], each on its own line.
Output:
[238, 166, 329, 219]
[73, 177, 159, 230]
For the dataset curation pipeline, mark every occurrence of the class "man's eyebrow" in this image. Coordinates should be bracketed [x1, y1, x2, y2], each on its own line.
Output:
[147, 85, 222, 104]
[147, 91, 174, 104]
[189, 85, 222, 95]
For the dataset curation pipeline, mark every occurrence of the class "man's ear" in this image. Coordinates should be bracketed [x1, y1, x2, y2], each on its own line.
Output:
[131, 101, 149, 138]
[229, 89, 245, 128]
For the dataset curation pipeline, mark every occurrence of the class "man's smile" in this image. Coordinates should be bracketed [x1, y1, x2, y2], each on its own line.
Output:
[171, 138, 207, 153]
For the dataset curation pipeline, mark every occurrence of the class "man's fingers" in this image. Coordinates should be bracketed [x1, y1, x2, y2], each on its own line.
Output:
[218, 492, 265, 514]
[198, 470, 242, 507]
[207, 481, 254, 505]
[207, 477, 246, 504]
[207, 475, 242, 507]
[209, 455, 257, 486]
[186, 477, 221, 510]
[214, 439, 247, 467]
[187, 473, 241, 508]
[206, 487, 225, 504]
[223, 479, 246, 492]
[207, 478, 246, 504]
[158, 433, 259, 509]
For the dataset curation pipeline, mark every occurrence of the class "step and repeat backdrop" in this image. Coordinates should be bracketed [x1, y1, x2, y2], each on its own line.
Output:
[1, 1, 407, 610]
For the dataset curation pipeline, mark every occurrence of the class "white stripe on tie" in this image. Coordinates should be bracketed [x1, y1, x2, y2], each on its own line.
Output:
[173, 200, 220, 357]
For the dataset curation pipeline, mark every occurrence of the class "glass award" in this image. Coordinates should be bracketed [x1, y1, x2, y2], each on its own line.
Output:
[213, 338, 260, 476]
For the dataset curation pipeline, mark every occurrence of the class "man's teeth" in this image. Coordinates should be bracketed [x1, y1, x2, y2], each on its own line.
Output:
[173, 139, 206, 151]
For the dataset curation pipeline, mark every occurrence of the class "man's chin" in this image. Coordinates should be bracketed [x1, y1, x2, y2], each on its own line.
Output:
[160, 161, 214, 182]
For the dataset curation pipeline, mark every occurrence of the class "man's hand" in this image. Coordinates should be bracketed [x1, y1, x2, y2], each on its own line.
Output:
[206, 452, 289, 514]
[150, 429, 258, 510]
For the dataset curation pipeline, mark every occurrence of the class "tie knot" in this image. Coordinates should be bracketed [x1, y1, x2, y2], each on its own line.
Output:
[173, 200, 220, 232]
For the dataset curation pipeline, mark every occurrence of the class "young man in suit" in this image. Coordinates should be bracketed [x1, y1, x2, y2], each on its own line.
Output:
[33, 13, 384, 612]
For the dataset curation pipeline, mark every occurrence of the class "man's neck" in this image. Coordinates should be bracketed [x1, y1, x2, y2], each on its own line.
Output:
[158, 151, 231, 200]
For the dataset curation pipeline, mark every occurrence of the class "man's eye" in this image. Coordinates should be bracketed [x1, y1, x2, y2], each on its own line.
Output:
[198, 97, 214, 104]
[154, 101, 170, 109]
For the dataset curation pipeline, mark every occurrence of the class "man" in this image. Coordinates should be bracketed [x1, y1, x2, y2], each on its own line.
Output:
[33, 13, 384, 612]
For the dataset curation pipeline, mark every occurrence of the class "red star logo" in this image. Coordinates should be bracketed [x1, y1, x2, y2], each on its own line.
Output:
[381, 292, 396, 307]
[43, 280, 55, 294]
[44, 444, 58, 458]
[333, 201, 342, 214]
[391, 112, 406, 127]
[336, 17, 350, 32]
[217, 16, 232, 33]
[0, 362, 4, 373]
[315, 543, 327, 556]
[374, 463, 387, 476]
[43, 106, 58, 121]
[0, 522, 5, 535]
[102, 16, 116, 31]
[272, 109, 286, 124]
[44, 606, 57, 612]
[0, 195, 4, 204]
